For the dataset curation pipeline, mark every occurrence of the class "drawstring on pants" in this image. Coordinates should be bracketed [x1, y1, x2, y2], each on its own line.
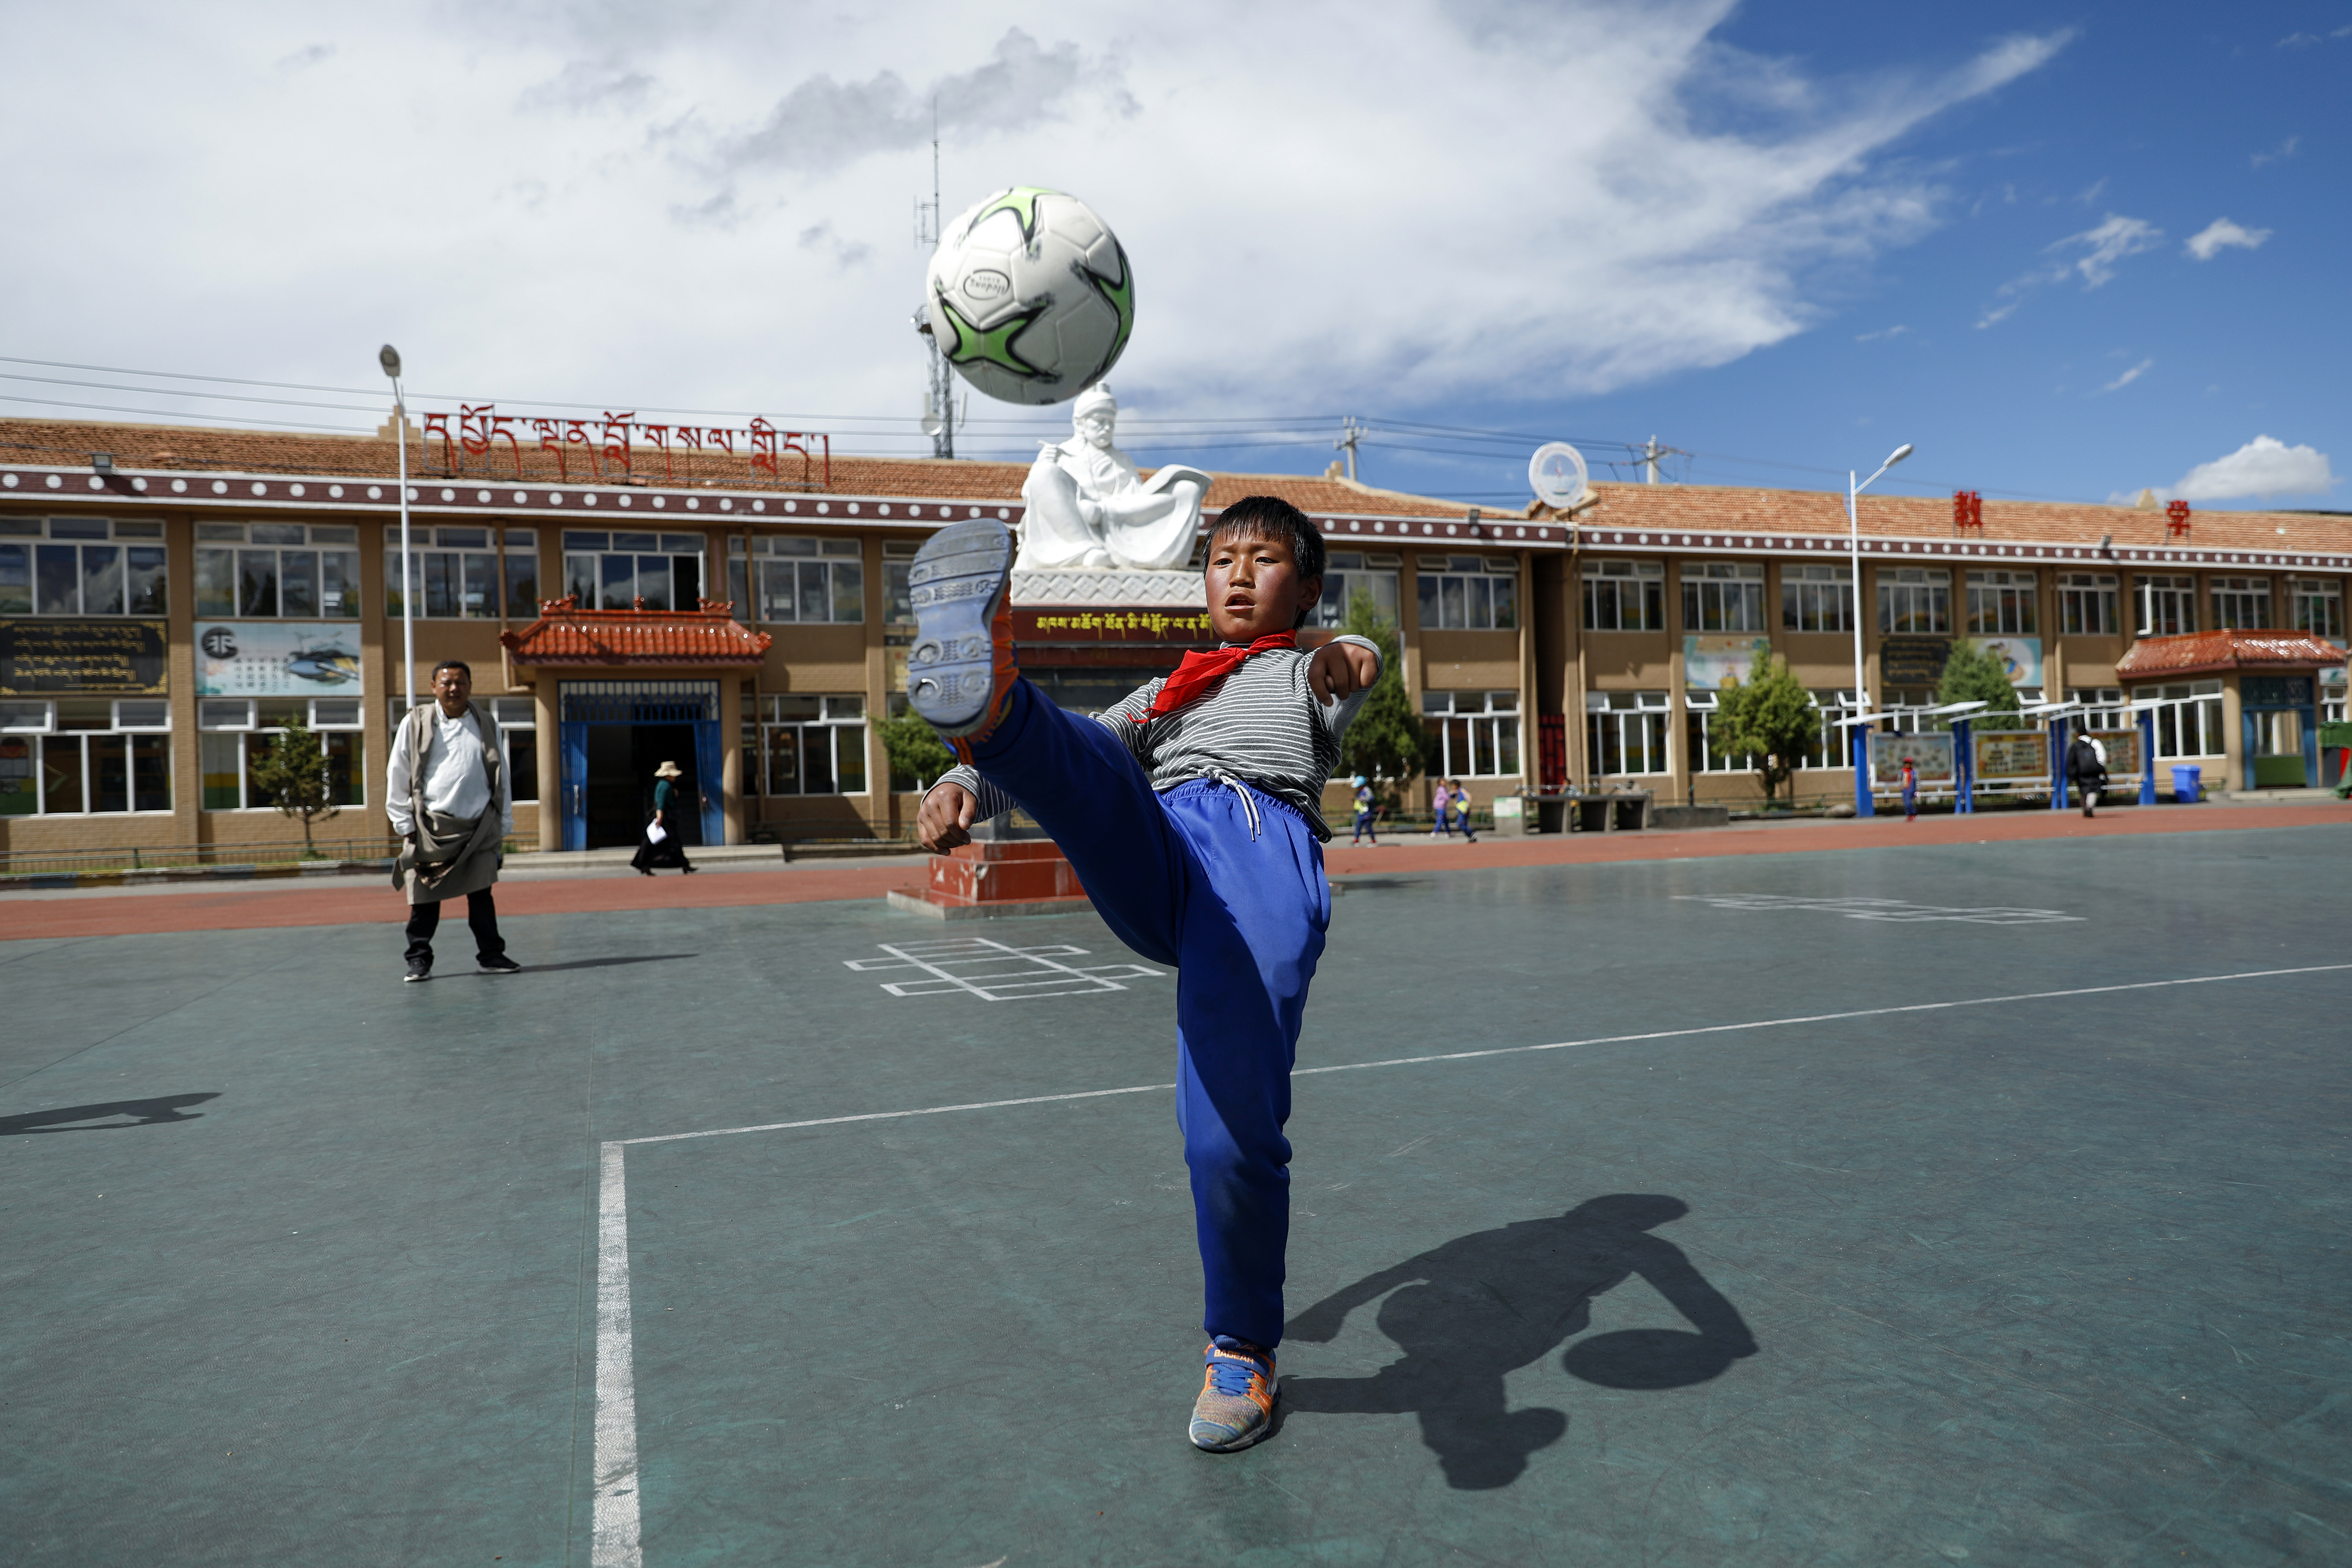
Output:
[1207, 769, 1263, 840]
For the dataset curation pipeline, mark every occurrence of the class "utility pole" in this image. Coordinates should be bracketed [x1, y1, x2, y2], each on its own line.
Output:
[1336, 417, 1364, 482]
[1643, 435, 1661, 484]
[913, 103, 957, 460]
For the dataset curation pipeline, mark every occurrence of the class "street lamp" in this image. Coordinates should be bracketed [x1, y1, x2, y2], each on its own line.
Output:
[381, 345, 414, 713]
[1848, 442, 1913, 716]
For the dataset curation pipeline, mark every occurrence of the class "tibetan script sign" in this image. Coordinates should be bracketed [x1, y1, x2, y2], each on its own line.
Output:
[1014, 609, 1217, 645]
[420, 405, 830, 487]
[0, 620, 168, 694]
[1879, 636, 1952, 688]
[2084, 728, 2141, 778]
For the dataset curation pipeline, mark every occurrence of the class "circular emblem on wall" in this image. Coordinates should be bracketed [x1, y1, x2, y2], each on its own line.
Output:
[200, 628, 238, 660]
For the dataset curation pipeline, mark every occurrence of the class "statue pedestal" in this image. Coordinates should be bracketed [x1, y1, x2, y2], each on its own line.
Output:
[1010, 569, 1204, 607]
[887, 840, 1091, 920]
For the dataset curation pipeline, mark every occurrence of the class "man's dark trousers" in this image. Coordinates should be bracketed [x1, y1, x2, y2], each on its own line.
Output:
[404, 890, 506, 968]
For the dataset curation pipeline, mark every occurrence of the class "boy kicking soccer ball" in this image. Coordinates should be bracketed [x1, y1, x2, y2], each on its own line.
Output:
[910, 496, 1381, 1453]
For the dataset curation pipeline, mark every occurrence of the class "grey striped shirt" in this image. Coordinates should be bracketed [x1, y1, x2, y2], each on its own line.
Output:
[934, 634, 1383, 842]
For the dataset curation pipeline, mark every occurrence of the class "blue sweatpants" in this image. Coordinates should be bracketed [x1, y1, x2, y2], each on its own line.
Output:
[965, 680, 1328, 1349]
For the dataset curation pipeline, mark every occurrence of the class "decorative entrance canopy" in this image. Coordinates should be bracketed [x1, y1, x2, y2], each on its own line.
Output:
[499, 597, 772, 667]
[2114, 631, 2347, 681]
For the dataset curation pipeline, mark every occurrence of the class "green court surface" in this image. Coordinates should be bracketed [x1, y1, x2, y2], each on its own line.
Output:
[5, 827, 2349, 1566]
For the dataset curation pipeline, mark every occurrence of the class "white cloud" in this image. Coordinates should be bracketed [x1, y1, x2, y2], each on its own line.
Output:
[0, 3, 2076, 442]
[2052, 214, 2163, 286]
[2097, 358, 2153, 393]
[2150, 436, 2338, 502]
[2184, 218, 2271, 260]
[2250, 134, 2299, 168]
[1855, 325, 1909, 342]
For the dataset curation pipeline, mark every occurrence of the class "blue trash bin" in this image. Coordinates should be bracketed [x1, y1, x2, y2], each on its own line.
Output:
[2170, 764, 2202, 803]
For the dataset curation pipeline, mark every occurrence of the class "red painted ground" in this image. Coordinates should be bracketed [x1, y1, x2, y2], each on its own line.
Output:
[3, 802, 2341, 941]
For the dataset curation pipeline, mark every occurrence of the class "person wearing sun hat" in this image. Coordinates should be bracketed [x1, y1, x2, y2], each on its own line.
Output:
[630, 759, 697, 875]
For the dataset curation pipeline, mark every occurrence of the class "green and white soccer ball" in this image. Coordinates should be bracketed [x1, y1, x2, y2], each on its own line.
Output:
[924, 187, 1134, 406]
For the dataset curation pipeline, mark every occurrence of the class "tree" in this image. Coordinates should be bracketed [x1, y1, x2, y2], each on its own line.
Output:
[247, 716, 339, 854]
[879, 710, 956, 793]
[1934, 642, 2023, 727]
[1709, 655, 1821, 806]
[1335, 587, 1435, 810]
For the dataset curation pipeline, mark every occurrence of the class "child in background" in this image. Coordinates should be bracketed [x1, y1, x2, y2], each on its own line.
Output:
[1449, 778, 1477, 842]
[1351, 774, 1379, 844]
[910, 496, 1384, 1454]
[1430, 777, 1453, 837]
[1901, 755, 1918, 821]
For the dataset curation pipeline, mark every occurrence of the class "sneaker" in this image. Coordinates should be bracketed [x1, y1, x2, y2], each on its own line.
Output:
[478, 954, 522, 974]
[403, 958, 432, 983]
[1190, 1338, 1278, 1452]
[906, 519, 1018, 753]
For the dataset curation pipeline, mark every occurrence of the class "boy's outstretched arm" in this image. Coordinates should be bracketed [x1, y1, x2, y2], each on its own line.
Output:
[1308, 640, 1381, 704]
[917, 781, 978, 852]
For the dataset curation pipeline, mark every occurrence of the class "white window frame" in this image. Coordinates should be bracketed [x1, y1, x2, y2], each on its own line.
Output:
[191, 521, 360, 620]
[1, 515, 171, 618]
[562, 530, 712, 616]
[387, 525, 539, 620]
[1581, 559, 1665, 631]
[2146, 680, 2226, 760]
[2288, 577, 2344, 638]
[880, 539, 919, 630]
[1421, 690, 1522, 777]
[729, 536, 864, 625]
[1583, 690, 1671, 777]
[2209, 575, 2273, 631]
[1416, 555, 1519, 631]
[2059, 572, 2119, 636]
[199, 697, 367, 812]
[2136, 574, 2197, 637]
[2, 697, 174, 816]
[1681, 561, 1767, 633]
[752, 694, 869, 795]
[1310, 550, 1403, 630]
[1781, 564, 1853, 633]
[1877, 567, 1951, 634]
[1965, 569, 2039, 636]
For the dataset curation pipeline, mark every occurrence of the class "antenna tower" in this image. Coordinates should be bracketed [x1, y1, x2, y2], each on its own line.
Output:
[913, 105, 958, 460]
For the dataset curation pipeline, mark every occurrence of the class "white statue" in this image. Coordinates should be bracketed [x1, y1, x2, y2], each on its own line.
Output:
[1018, 384, 1211, 571]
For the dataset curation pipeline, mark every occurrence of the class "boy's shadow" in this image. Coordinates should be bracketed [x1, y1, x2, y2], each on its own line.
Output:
[1280, 1194, 1756, 1490]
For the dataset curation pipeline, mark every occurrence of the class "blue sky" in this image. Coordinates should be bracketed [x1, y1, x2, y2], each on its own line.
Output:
[0, 2, 2341, 513]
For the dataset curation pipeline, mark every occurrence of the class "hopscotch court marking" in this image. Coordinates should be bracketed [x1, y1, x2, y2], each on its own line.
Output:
[846, 937, 1165, 1000]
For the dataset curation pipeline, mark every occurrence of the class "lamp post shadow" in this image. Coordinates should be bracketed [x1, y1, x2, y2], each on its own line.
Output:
[1280, 1193, 1757, 1490]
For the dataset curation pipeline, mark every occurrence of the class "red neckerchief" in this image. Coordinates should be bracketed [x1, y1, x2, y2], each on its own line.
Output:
[1148, 631, 1297, 718]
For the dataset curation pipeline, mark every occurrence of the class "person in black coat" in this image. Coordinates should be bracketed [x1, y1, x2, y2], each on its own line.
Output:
[2065, 732, 2109, 818]
[630, 760, 698, 875]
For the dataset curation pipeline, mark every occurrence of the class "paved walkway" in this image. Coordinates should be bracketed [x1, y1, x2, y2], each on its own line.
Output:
[1, 798, 2340, 941]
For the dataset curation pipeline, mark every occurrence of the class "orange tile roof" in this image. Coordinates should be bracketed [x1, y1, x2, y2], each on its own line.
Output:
[1565, 481, 2352, 558]
[500, 598, 773, 666]
[2114, 631, 2348, 681]
[0, 416, 1473, 520]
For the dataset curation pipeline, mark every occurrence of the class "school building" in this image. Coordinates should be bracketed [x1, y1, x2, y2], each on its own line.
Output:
[2, 412, 2346, 866]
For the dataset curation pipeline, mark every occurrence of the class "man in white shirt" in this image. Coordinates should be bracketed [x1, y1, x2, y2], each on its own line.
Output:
[387, 659, 520, 981]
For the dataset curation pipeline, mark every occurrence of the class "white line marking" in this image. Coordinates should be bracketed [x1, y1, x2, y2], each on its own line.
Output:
[846, 936, 1164, 1001]
[619, 962, 2352, 1148]
[1675, 893, 2082, 925]
[589, 958, 2352, 1560]
[592, 1142, 643, 1568]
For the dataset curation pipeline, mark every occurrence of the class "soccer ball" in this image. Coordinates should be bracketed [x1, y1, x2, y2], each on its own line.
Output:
[924, 187, 1134, 406]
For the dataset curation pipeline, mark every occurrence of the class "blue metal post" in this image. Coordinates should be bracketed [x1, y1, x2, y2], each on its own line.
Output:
[2049, 714, 2070, 811]
[2137, 707, 2157, 805]
[1853, 721, 1875, 817]
[1953, 717, 1974, 814]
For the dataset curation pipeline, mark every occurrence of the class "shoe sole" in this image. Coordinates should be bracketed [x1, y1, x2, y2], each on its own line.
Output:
[479, 965, 520, 974]
[906, 519, 1014, 737]
[403, 973, 430, 983]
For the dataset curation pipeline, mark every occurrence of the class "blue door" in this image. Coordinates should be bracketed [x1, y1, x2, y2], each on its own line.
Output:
[560, 721, 589, 851]
[693, 719, 725, 846]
